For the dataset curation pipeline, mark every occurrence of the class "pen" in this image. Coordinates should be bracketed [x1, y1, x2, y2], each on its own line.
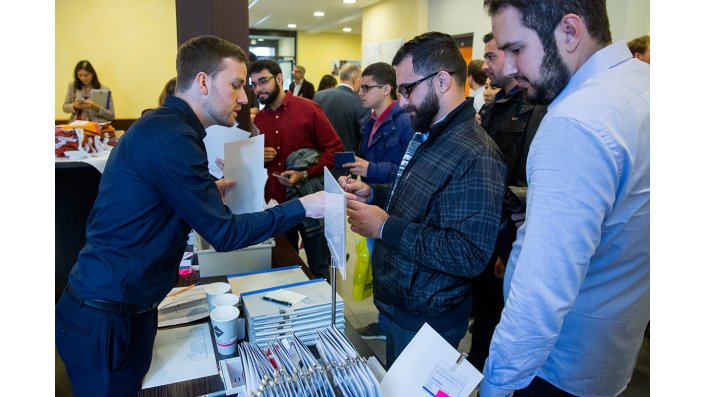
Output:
[262, 296, 293, 306]
[167, 283, 198, 297]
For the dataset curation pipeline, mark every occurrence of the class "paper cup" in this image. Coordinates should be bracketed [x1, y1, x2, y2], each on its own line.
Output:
[211, 293, 239, 308]
[212, 293, 243, 340]
[210, 305, 239, 355]
[205, 282, 231, 312]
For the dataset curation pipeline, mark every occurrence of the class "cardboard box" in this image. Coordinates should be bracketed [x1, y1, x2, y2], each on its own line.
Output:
[194, 233, 274, 277]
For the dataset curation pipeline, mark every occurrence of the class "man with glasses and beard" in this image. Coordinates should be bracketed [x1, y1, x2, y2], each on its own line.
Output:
[480, 1, 650, 396]
[249, 59, 344, 281]
[339, 32, 506, 367]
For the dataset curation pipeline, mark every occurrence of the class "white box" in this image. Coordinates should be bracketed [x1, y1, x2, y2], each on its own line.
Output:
[218, 356, 247, 396]
[194, 233, 274, 277]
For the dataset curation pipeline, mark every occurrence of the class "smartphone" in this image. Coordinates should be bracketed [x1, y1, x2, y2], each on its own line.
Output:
[334, 151, 355, 169]
[272, 172, 290, 184]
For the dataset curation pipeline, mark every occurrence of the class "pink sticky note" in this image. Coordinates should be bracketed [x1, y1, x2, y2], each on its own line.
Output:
[435, 391, 450, 397]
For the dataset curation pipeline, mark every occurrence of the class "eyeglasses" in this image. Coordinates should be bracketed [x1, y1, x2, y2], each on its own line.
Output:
[359, 84, 385, 94]
[250, 75, 275, 89]
[397, 71, 455, 98]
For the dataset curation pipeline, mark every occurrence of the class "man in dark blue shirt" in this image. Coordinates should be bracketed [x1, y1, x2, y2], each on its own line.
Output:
[55, 35, 326, 397]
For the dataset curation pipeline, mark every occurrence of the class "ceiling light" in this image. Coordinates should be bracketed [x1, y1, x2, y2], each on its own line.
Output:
[287, 23, 297, 28]
[258, 38, 264, 41]
[342, 27, 352, 32]
[343, 0, 357, 4]
[250, 39, 257, 45]
[313, 11, 325, 17]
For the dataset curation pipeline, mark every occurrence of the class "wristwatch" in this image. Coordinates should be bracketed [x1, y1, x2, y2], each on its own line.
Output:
[301, 170, 308, 181]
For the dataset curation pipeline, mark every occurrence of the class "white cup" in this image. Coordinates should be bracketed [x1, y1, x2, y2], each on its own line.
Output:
[211, 293, 239, 308]
[205, 282, 231, 312]
[210, 305, 239, 355]
[212, 293, 243, 340]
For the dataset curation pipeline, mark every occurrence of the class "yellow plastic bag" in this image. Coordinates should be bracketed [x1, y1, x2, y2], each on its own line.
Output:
[352, 236, 373, 301]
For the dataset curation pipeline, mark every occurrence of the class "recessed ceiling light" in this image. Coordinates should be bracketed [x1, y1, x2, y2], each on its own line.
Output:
[342, 27, 352, 32]
[250, 39, 257, 45]
[258, 38, 264, 41]
[313, 11, 325, 17]
[287, 23, 297, 28]
[343, 0, 357, 4]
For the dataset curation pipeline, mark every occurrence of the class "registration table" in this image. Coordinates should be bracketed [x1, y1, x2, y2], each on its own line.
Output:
[138, 236, 375, 396]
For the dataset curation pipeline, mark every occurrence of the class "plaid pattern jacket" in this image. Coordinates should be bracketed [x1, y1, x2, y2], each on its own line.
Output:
[371, 99, 506, 330]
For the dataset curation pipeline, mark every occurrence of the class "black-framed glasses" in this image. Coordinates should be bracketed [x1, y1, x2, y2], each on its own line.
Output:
[397, 71, 455, 98]
[360, 84, 385, 94]
[250, 75, 275, 89]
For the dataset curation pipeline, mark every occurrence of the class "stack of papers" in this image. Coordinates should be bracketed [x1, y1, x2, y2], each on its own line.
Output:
[241, 279, 344, 349]
[157, 285, 209, 328]
[227, 265, 310, 296]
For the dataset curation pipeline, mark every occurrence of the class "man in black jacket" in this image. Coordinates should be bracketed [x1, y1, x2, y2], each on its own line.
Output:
[288, 65, 315, 99]
[466, 31, 547, 372]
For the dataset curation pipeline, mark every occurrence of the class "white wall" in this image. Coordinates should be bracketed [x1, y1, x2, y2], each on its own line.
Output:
[427, 0, 650, 61]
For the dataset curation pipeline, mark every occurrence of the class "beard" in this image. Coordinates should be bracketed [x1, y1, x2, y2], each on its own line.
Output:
[258, 83, 280, 106]
[203, 91, 236, 127]
[405, 88, 440, 132]
[523, 39, 571, 105]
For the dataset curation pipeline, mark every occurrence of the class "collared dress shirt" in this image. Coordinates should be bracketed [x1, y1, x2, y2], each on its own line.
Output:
[480, 42, 650, 397]
[255, 91, 343, 204]
[69, 96, 306, 307]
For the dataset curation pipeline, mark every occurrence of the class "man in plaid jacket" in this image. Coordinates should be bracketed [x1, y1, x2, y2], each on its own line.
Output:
[342, 32, 506, 367]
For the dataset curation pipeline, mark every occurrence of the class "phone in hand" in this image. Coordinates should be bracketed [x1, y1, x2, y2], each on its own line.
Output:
[272, 172, 291, 184]
[334, 151, 355, 169]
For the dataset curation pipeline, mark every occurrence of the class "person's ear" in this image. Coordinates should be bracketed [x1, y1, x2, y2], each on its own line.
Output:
[196, 72, 209, 95]
[276, 73, 283, 87]
[436, 71, 453, 93]
[557, 13, 583, 53]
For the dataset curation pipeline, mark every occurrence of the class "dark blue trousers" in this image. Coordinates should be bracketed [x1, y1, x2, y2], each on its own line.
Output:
[55, 290, 158, 397]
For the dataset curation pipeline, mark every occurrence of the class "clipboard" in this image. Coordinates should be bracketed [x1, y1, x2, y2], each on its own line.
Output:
[90, 89, 111, 109]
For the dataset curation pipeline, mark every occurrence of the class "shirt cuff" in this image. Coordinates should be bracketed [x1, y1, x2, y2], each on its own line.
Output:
[379, 217, 389, 239]
[367, 188, 374, 204]
[478, 378, 514, 397]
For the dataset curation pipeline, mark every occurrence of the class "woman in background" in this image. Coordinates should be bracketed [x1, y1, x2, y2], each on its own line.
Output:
[158, 77, 177, 106]
[63, 60, 115, 123]
[317, 74, 337, 91]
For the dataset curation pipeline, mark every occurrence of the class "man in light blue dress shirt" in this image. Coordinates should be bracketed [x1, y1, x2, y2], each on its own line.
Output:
[480, 1, 649, 396]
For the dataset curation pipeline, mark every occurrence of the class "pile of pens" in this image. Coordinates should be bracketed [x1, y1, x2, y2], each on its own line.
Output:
[238, 326, 381, 397]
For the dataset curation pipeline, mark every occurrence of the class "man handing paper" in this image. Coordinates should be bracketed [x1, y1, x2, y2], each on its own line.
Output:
[55, 35, 327, 397]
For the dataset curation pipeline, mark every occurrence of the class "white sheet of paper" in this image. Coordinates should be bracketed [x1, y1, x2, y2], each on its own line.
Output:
[204, 124, 251, 179]
[381, 323, 482, 397]
[223, 135, 267, 214]
[141, 323, 218, 389]
[323, 167, 346, 279]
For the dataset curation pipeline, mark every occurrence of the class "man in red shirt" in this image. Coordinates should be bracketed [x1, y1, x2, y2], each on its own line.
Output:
[250, 59, 344, 280]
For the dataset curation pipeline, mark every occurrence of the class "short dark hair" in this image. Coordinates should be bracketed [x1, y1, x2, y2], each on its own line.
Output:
[392, 31, 467, 88]
[483, 32, 494, 44]
[484, 0, 611, 51]
[627, 35, 649, 56]
[249, 59, 283, 77]
[362, 62, 398, 100]
[467, 60, 487, 85]
[73, 60, 101, 91]
[175, 35, 249, 92]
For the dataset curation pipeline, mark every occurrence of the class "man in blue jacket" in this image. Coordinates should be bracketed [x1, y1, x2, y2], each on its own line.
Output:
[344, 62, 415, 341]
[345, 62, 414, 184]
